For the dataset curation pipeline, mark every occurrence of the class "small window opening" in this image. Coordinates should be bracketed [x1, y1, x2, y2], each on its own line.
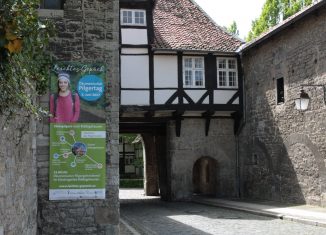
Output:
[40, 0, 64, 9]
[277, 77, 284, 104]
[253, 154, 258, 165]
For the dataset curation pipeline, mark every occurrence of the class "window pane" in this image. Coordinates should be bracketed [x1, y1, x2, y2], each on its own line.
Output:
[219, 71, 226, 86]
[123, 11, 132, 24]
[185, 70, 192, 86]
[184, 58, 192, 68]
[218, 59, 226, 69]
[229, 71, 237, 87]
[135, 11, 145, 24]
[195, 71, 203, 86]
[228, 59, 236, 69]
[195, 58, 203, 69]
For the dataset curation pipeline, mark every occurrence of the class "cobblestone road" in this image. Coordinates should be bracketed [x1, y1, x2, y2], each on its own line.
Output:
[120, 189, 326, 235]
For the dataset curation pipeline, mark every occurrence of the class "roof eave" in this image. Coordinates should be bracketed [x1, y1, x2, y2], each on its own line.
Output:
[152, 47, 239, 55]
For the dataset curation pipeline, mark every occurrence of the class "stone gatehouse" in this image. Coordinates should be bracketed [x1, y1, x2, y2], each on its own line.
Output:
[0, 0, 325, 234]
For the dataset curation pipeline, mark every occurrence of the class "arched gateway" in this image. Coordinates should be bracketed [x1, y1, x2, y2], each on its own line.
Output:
[193, 157, 217, 196]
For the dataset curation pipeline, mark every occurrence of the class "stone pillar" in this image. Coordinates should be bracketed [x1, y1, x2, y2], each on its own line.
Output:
[156, 134, 170, 201]
[142, 133, 159, 196]
[36, 0, 120, 233]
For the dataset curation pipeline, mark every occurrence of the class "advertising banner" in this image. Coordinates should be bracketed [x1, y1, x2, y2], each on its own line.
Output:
[49, 62, 106, 200]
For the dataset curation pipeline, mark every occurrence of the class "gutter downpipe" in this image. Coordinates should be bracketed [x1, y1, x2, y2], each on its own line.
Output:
[235, 51, 246, 198]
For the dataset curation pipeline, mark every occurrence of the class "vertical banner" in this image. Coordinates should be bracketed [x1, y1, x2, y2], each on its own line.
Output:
[49, 62, 106, 200]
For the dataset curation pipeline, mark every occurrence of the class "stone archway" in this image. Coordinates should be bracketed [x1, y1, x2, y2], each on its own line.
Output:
[193, 157, 217, 195]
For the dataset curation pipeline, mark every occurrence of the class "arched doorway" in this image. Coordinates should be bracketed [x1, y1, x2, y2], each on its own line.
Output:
[193, 157, 217, 195]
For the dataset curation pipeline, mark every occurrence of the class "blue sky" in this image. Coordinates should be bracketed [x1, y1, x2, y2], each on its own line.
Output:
[193, 0, 266, 39]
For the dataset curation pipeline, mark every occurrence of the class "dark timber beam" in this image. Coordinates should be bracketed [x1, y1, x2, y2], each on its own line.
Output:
[202, 110, 214, 136]
[231, 111, 242, 135]
[145, 110, 155, 119]
[173, 110, 184, 137]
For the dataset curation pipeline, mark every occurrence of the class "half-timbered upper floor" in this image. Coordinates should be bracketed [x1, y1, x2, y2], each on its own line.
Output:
[120, 0, 244, 123]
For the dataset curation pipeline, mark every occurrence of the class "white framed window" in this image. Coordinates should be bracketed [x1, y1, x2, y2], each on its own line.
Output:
[183, 57, 205, 88]
[121, 9, 146, 26]
[217, 58, 238, 88]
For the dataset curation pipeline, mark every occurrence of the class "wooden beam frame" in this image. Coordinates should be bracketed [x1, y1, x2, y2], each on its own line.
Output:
[173, 110, 184, 137]
[202, 110, 215, 136]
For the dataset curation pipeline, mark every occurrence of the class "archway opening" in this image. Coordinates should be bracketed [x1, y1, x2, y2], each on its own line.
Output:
[193, 157, 217, 196]
[119, 134, 145, 189]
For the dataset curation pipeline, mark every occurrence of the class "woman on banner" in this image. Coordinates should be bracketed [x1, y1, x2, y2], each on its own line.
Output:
[50, 72, 80, 123]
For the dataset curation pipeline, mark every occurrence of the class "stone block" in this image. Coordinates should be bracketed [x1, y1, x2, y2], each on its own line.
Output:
[95, 207, 119, 225]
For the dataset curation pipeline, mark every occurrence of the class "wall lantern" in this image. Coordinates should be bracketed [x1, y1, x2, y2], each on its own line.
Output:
[295, 89, 310, 111]
[295, 85, 326, 111]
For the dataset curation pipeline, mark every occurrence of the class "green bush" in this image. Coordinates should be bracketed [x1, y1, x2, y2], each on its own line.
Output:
[120, 179, 143, 188]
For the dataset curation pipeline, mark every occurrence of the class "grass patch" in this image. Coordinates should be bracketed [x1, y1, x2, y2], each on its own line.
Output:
[120, 179, 144, 188]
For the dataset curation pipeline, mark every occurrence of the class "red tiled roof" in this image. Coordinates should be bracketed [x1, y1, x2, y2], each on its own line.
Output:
[152, 0, 243, 52]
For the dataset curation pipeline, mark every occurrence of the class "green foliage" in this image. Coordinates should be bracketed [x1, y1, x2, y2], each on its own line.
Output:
[120, 179, 144, 188]
[120, 133, 138, 144]
[282, 0, 312, 19]
[133, 157, 143, 168]
[0, 0, 53, 119]
[227, 21, 239, 36]
[247, 0, 313, 41]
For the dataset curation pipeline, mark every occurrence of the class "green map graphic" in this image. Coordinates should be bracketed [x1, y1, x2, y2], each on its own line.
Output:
[50, 123, 106, 190]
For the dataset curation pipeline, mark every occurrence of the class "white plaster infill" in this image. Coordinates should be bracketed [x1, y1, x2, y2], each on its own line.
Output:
[0, 225, 3, 235]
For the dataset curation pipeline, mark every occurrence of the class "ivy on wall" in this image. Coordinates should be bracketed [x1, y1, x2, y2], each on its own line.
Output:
[0, 0, 53, 119]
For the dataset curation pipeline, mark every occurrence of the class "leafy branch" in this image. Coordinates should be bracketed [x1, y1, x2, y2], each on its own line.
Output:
[0, 0, 53, 119]
[247, 0, 312, 41]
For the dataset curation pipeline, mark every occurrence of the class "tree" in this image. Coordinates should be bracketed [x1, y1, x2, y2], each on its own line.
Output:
[227, 21, 239, 36]
[0, 0, 53, 119]
[247, 0, 312, 41]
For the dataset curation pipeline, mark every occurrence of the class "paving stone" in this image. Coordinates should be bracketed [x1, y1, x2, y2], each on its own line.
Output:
[120, 189, 326, 235]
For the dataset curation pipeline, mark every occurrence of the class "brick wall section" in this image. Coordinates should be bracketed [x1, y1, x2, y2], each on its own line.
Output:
[167, 119, 237, 200]
[240, 6, 326, 206]
[36, 0, 120, 234]
[0, 116, 37, 234]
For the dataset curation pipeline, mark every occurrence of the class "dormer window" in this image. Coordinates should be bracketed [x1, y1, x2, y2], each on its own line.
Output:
[217, 58, 238, 88]
[121, 9, 146, 26]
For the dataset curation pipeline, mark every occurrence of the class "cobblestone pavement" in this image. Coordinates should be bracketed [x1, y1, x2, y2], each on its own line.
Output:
[120, 219, 136, 235]
[120, 189, 326, 235]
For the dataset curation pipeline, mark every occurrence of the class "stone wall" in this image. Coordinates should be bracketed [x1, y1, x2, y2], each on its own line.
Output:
[240, 5, 326, 206]
[0, 116, 37, 234]
[167, 119, 237, 201]
[36, 0, 120, 234]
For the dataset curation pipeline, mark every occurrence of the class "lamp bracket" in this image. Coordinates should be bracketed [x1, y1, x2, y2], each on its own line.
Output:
[300, 84, 326, 105]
